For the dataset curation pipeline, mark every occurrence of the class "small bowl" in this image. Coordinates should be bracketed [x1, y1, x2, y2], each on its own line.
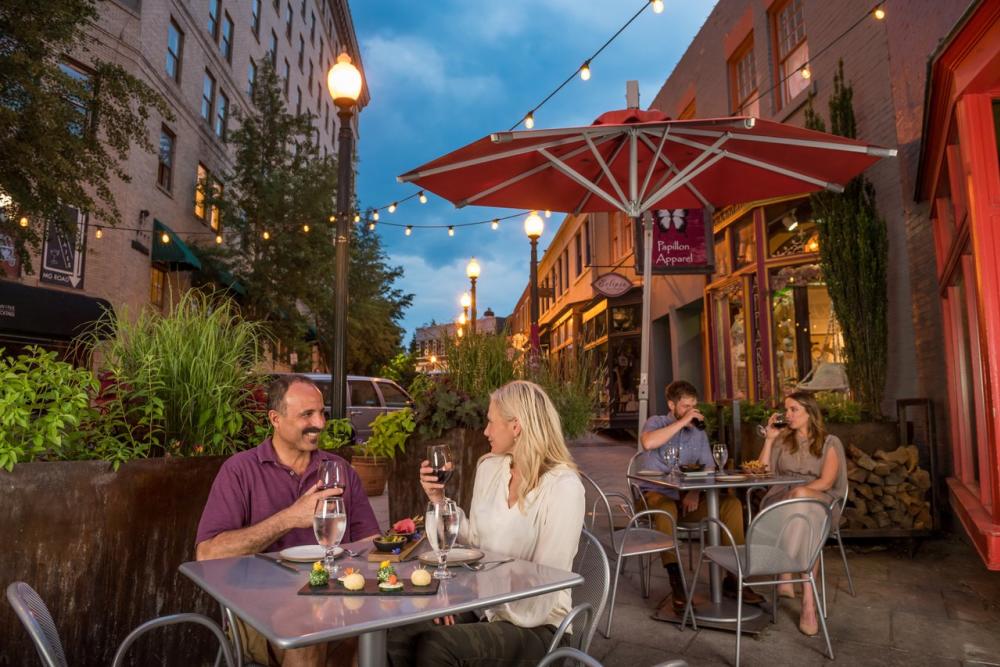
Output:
[373, 535, 407, 552]
[679, 463, 705, 473]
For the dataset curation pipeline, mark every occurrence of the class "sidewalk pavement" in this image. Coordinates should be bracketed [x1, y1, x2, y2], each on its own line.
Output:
[371, 433, 1000, 666]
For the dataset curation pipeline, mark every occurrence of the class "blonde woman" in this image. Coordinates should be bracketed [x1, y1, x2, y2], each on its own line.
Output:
[758, 390, 846, 637]
[387, 380, 585, 667]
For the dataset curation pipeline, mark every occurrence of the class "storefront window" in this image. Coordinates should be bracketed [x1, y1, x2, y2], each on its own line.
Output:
[710, 282, 750, 399]
[765, 199, 819, 257]
[733, 212, 755, 268]
[609, 336, 640, 415]
[610, 304, 639, 333]
[712, 232, 731, 280]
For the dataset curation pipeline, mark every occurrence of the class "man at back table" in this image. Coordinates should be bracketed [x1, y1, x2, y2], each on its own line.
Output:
[196, 374, 380, 667]
[638, 380, 763, 620]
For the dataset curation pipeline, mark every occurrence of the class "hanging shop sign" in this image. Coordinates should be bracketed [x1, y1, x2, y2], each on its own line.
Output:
[592, 272, 633, 298]
[634, 208, 715, 275]
[40, 207, 87, 289]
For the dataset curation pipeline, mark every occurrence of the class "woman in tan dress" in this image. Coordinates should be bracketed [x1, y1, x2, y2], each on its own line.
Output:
[758, 391, 846, 637]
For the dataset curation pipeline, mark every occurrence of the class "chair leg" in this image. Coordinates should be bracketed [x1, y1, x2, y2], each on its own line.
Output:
[771, 583, 777, 624]
[644, 555, 652, 598]
[682, 552, 704, 631]
[809, 572, 835, 660]
[735, 577, 744, 667]
[819, 549, 828, 619]
[604, 553, 625, 638]
[686, 535, 694, 571]
[836, 530, 856, 597]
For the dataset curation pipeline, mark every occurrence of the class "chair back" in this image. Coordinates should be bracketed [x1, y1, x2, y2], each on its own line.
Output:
[744, 498, 831, 576]
[6, 582, 69, 667]
[537, 646, 605, 667]
[578, 472, 620, 545]
[572, 528, 610, 653]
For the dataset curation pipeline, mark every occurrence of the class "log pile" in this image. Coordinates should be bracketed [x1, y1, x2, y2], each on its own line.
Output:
[843, 444, 932, 531]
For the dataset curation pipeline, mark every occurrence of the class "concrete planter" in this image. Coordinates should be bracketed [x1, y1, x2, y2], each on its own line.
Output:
[1, 456, 226, 667]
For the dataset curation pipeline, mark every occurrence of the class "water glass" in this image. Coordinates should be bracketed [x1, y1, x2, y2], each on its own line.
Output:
[314, 496, 346, 575]
[661, 444, 680, 472]
[427, 443, 454, 486]
[425, 498, 460, 580]
[318, 459, 344, 491]
[712, 442, 728, 472]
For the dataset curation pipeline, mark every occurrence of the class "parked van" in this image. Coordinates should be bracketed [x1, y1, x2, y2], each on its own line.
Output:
[268, 373, 412, 443]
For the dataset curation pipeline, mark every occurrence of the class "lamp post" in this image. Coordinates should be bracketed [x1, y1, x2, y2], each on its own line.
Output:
[327, 52, 363, 420]
[466, 257, 480, 333]
[524, 211, 544, 355]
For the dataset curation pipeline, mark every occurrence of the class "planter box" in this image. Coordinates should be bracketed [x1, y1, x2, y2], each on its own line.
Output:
[387, 428, 491, 523]
[0, 456, 226, 667]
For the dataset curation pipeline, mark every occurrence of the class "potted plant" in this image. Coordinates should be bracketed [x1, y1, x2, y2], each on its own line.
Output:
[352, 408, 414, 496]
[319, 417, 354, 456]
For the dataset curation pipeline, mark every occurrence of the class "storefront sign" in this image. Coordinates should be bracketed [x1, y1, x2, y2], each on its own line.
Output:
[592, 272, 633, 298]
[634, 208, 715, 275]
[0, 232, 19, 279]
[40, 207, 87, 289]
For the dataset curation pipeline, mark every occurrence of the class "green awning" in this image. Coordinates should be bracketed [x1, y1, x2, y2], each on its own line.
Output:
[153, 219, 202, 271]
[217, 269, 246, 295]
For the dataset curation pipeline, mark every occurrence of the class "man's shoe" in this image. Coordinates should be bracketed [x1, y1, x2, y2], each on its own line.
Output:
[667, 565, 691, 613]
[723, 575, 765, 605]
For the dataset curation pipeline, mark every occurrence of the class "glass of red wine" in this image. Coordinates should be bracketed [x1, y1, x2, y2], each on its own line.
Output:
[428, 444, 454, 486]
[318, 459, 344, 491]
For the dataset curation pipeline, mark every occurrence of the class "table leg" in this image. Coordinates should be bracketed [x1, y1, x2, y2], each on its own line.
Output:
[358, 630, 387, 667]
[706, 488, 722, 604]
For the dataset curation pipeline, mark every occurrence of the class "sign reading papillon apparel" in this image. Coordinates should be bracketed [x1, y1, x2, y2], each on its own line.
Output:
[633, 208, 714, 275]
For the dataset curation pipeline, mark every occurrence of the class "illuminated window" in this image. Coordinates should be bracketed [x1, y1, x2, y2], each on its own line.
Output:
[195, 163, 208, 218]
[150, 266, 165, 307]
[772, 0, 809, 107]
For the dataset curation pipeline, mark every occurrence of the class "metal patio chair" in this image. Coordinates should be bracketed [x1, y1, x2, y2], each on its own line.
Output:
[681, 498, 834, 666]
[548, 528, 611, 656]
[6, 581, 235, 667]
[579, 472, 686, 638]
[537, 646, 605, 667]
[818, 481, 856, 617]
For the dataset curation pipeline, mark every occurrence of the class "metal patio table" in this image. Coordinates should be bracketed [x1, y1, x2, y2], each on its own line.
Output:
[179, 541, 583, 667]
[627, 470, 806, 632]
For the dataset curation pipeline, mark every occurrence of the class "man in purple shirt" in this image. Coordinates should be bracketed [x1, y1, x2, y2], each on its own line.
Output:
[196, 374, 380, 667]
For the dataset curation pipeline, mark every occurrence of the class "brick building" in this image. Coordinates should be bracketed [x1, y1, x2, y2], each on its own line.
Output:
[413, 307, 507, 373]
[0, 0, 366, 365]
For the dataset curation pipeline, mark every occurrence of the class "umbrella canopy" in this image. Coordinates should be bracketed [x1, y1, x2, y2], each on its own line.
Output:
[398, 111, 896, 216]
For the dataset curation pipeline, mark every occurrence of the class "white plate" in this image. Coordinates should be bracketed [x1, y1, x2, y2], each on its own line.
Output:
[681, 469, 712, 478]
[418, 547, 485, 567]
[636, 470, 665, 477]
[715, 474, 748, 482]
[279, 545, 343, 562]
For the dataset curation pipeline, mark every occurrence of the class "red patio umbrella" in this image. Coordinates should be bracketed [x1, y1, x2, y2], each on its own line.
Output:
[398, 109, 896, 428]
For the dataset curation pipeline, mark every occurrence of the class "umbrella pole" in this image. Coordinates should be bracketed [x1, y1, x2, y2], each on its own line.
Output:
[637, 213, 653, 450]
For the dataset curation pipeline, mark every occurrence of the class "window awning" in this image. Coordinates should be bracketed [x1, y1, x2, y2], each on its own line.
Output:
[0, 281, 113, 339]
[153, 219, 202, 271]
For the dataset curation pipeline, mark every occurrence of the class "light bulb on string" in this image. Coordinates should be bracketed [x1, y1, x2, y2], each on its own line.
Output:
[491, 219, 499, 230]
[18, 216, 28, 228]
[373, 210, 379, 221]
[524, 112, 535, 129]
[329, 215, 336, 223]
[448, 226, 455, 237]
[215, 234, 223, 245]
[388, 202, 397, 213]
[800, 64, 811, 79]
[651, 0, 664, 13]
[418, 191, 427, 204]
[161, 231, 170, 244]
[580, 62, 591, 81]
[873, 6, 885, 19]
[95, 227, 103, 239]
[262, 230, 270, 240]
[353, 214, 361, 223]
[405, 225, 412, 236]
[303, 224, 310, 233]
[368, 221, 376, 231]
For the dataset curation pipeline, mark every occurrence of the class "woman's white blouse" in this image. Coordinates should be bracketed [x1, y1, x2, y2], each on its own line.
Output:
[459, 453, 585, 629]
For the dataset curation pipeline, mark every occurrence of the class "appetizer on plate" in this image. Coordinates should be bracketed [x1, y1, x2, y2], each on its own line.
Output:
[377, 560, 403, 592]
[308, 561, 329, 587]
[410, 568, 432, 587]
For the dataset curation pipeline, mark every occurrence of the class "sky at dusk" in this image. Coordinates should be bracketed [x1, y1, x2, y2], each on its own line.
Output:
[351, 1, 717, 342]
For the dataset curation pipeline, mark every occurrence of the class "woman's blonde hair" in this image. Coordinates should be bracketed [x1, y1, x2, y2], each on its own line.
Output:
[489, 380, 576, 512]
[781, 391, 827, 458]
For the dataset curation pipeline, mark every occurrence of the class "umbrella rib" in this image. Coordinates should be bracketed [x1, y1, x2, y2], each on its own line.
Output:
[637, 128, 670, 202]
[669, 126, 897, 156]
[574, 138, 629, 215]
[637, 131, 710, 208]
[640, 151, 727, 212]
[639, 133, 731, 211]
[457, 134, 621, 208]
[584, 134, 628, 207]
[538, 147, 628, 213]
[663, 133, 845, 192]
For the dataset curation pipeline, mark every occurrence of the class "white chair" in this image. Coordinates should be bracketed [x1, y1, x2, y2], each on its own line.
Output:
[682, 498, 835, 666]
[579, 472, 686, 638]
[6, 581, 235, 667]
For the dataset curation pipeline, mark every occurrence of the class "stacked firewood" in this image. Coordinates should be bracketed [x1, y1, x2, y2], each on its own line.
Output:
[842, 444, 932, 531]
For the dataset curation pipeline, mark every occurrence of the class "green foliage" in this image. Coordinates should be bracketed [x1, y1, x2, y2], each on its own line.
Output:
[377, 350, 419, 390]
[804, 60, 889, 417]
[526, 350, 604, 440]
[443, 332, 519, 397]
[88, 290, 269, 457]
[411, 376, 488, 441]
[319, 417, 353, 451]
[358, 408, 414, 460]
[0, 0, 172, 267]
[815, 392, 862, 424]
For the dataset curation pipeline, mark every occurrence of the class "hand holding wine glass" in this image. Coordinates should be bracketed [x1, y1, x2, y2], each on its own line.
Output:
[318, 459, 345, 492]
[756, 413, 789, 438]
[314, 496, 346, 575]
[428, 444, 454, 486]
[425, 498, 460, 580]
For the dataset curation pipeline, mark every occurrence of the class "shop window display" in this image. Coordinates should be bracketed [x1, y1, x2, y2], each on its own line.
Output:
[733, 212, 756, 268]
[765, 199, 819, 257]
[712, 232, 731, 280]
[711, 281, 750, 399]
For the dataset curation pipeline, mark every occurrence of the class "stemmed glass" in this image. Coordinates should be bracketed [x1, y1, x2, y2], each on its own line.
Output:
[318, 459, 344, 491]
[314, 496, 346, 575]
[712, 443, 729, 472]
[661, 444, 680, 473]
[425, 498, 460, 580]
[755, 414, 789, 437]
[427, 444, 454, 486]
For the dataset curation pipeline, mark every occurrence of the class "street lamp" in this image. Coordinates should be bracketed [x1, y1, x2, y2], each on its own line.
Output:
[460, 291, 471, 323]
[466, 257, 480, 333]
[327, 52, 363, 420]
[524, 211, 544, 354]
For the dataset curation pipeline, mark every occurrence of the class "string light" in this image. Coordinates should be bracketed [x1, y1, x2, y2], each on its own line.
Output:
[873, 5, 885, 19]
[418, 191, 427, 204]
[651, 0, 664, 13]
[524, 112, 535, 129]
[18, 216, 28, 228]
[354, 214, 361, 223]
[491, 219, 499, 230]
[303, 224, 310, 232]
[800, 64, 812, 79]
[580, 61, 591, 81]
[448, 226, 455, 237]
[161, 231, 170, 244]
[368, 220, 376, 231]
[405, 225, 412, 236]
[388, 202, 397, 213]
[329, 215, 336, 222]
[372, 210, 379, 221]
[95, 227, 103, 239]
[215, 233, 223, 244]
[262, 230, 270, 240]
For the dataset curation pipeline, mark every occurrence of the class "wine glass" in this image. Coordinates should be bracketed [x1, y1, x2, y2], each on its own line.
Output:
[314, 496, 346, 575]
[755, 414, 789, 437]
[427, 444, 454, 486]
[425, 498, 460, 580]
[318, 459, 344, 491]
[712, 443, 728, 472]
[661, 444, 680, 472]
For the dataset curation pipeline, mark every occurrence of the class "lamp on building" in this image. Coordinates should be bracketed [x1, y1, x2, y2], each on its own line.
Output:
[524, 211, 545, 355]
[327, 51, 363, 420]
[466, 257, 480, 333]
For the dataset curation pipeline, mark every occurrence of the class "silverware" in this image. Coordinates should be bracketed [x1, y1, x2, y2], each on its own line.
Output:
[462, 558, 514, 572]
[254, 553, 300, 573]
[343, 547, 369, 558]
